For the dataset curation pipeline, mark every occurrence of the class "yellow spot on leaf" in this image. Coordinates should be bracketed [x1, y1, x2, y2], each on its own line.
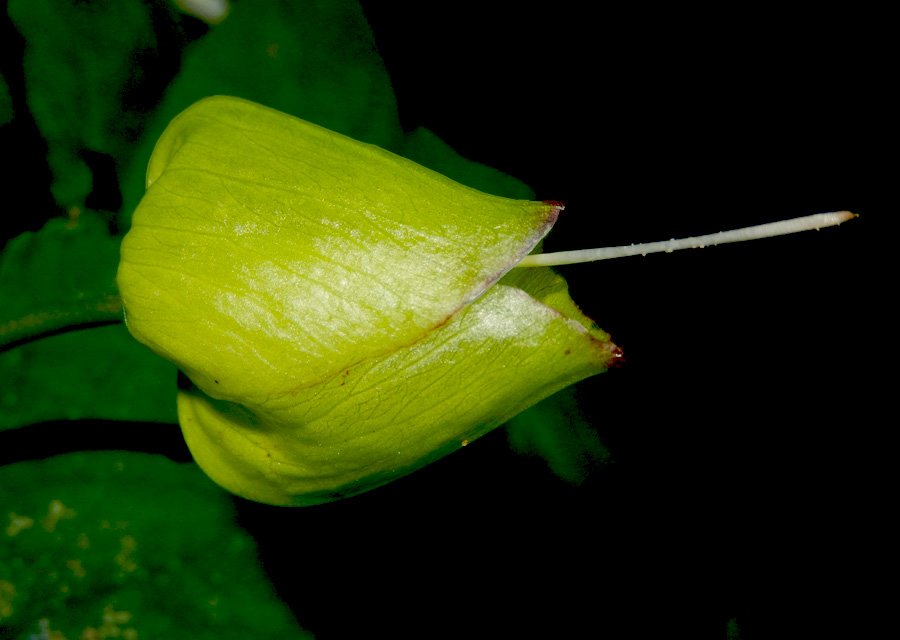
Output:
[102, 603, 132, 625]
[32, 618, 68, 639]
[115, 535, 138, 573]
[42, 499, 77, 532]
[80, 603, 136, 639]
[6, 512, 34, 536]
[67, 205, 81, 229]
[66, 558, 87, 579]
[1, 579, 18, 621]
[77, 532, 91, 549]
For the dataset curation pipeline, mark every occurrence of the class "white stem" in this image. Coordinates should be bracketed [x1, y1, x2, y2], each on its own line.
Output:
[515, 211, 856, 268]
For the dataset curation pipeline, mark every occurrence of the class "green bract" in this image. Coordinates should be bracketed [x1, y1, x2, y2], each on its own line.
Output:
[117, 96, 619, 506]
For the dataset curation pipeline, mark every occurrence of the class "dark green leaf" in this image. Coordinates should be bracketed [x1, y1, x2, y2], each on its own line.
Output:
[0, 211, 177, 429]
[7, 0, 161, 208]
[0, 212, 118, 333]
[0, 324, 177, 430]
[0, 451, 310, 638]
[399, 126, 535, 200]
[506, 386, 612, 485]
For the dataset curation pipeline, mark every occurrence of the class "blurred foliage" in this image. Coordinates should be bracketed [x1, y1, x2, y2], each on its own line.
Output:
[0, 0, 610, 633]
[7, 0, 164, 209]
[0, 71, 12, 126]
[399, 125, 534, 201]
[506, 386, 611, 485]
[0, 451, 309, 638]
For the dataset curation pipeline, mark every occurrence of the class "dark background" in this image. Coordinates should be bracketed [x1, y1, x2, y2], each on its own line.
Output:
[284, 4, 875, 638]
[1, 2, 879, 638]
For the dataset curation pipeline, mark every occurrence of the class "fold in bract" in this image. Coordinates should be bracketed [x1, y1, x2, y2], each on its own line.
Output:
[117, 96, 618, 505]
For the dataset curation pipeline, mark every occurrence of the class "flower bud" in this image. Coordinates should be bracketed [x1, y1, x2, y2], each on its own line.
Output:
[117, 96, 619, 505]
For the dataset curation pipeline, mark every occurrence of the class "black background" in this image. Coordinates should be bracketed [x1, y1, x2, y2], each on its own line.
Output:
[1, 2, 880, 638]
[277, 4, 877, 638]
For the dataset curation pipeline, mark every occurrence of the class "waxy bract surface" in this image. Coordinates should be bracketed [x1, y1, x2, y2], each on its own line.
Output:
[117, 96, 618, 505]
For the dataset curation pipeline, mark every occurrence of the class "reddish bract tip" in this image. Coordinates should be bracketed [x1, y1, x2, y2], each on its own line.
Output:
[542, 200, 566, 210]
[607, 344, 625, 368]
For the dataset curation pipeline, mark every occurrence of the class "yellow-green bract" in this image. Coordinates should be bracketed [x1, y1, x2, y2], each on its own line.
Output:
[117, 95, 619, 506]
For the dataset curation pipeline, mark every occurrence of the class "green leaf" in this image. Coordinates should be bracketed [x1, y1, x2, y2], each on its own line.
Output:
[0, 212, 119, 340]
[171, 0, 399, 144]
[0, 324, 177, 430]
[506, 386, 612, 485]
[0, 451, 310, 638]
[7, 0, 160, 208]
[0, 211, 177, 429]
[399, 126, 535, 200]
